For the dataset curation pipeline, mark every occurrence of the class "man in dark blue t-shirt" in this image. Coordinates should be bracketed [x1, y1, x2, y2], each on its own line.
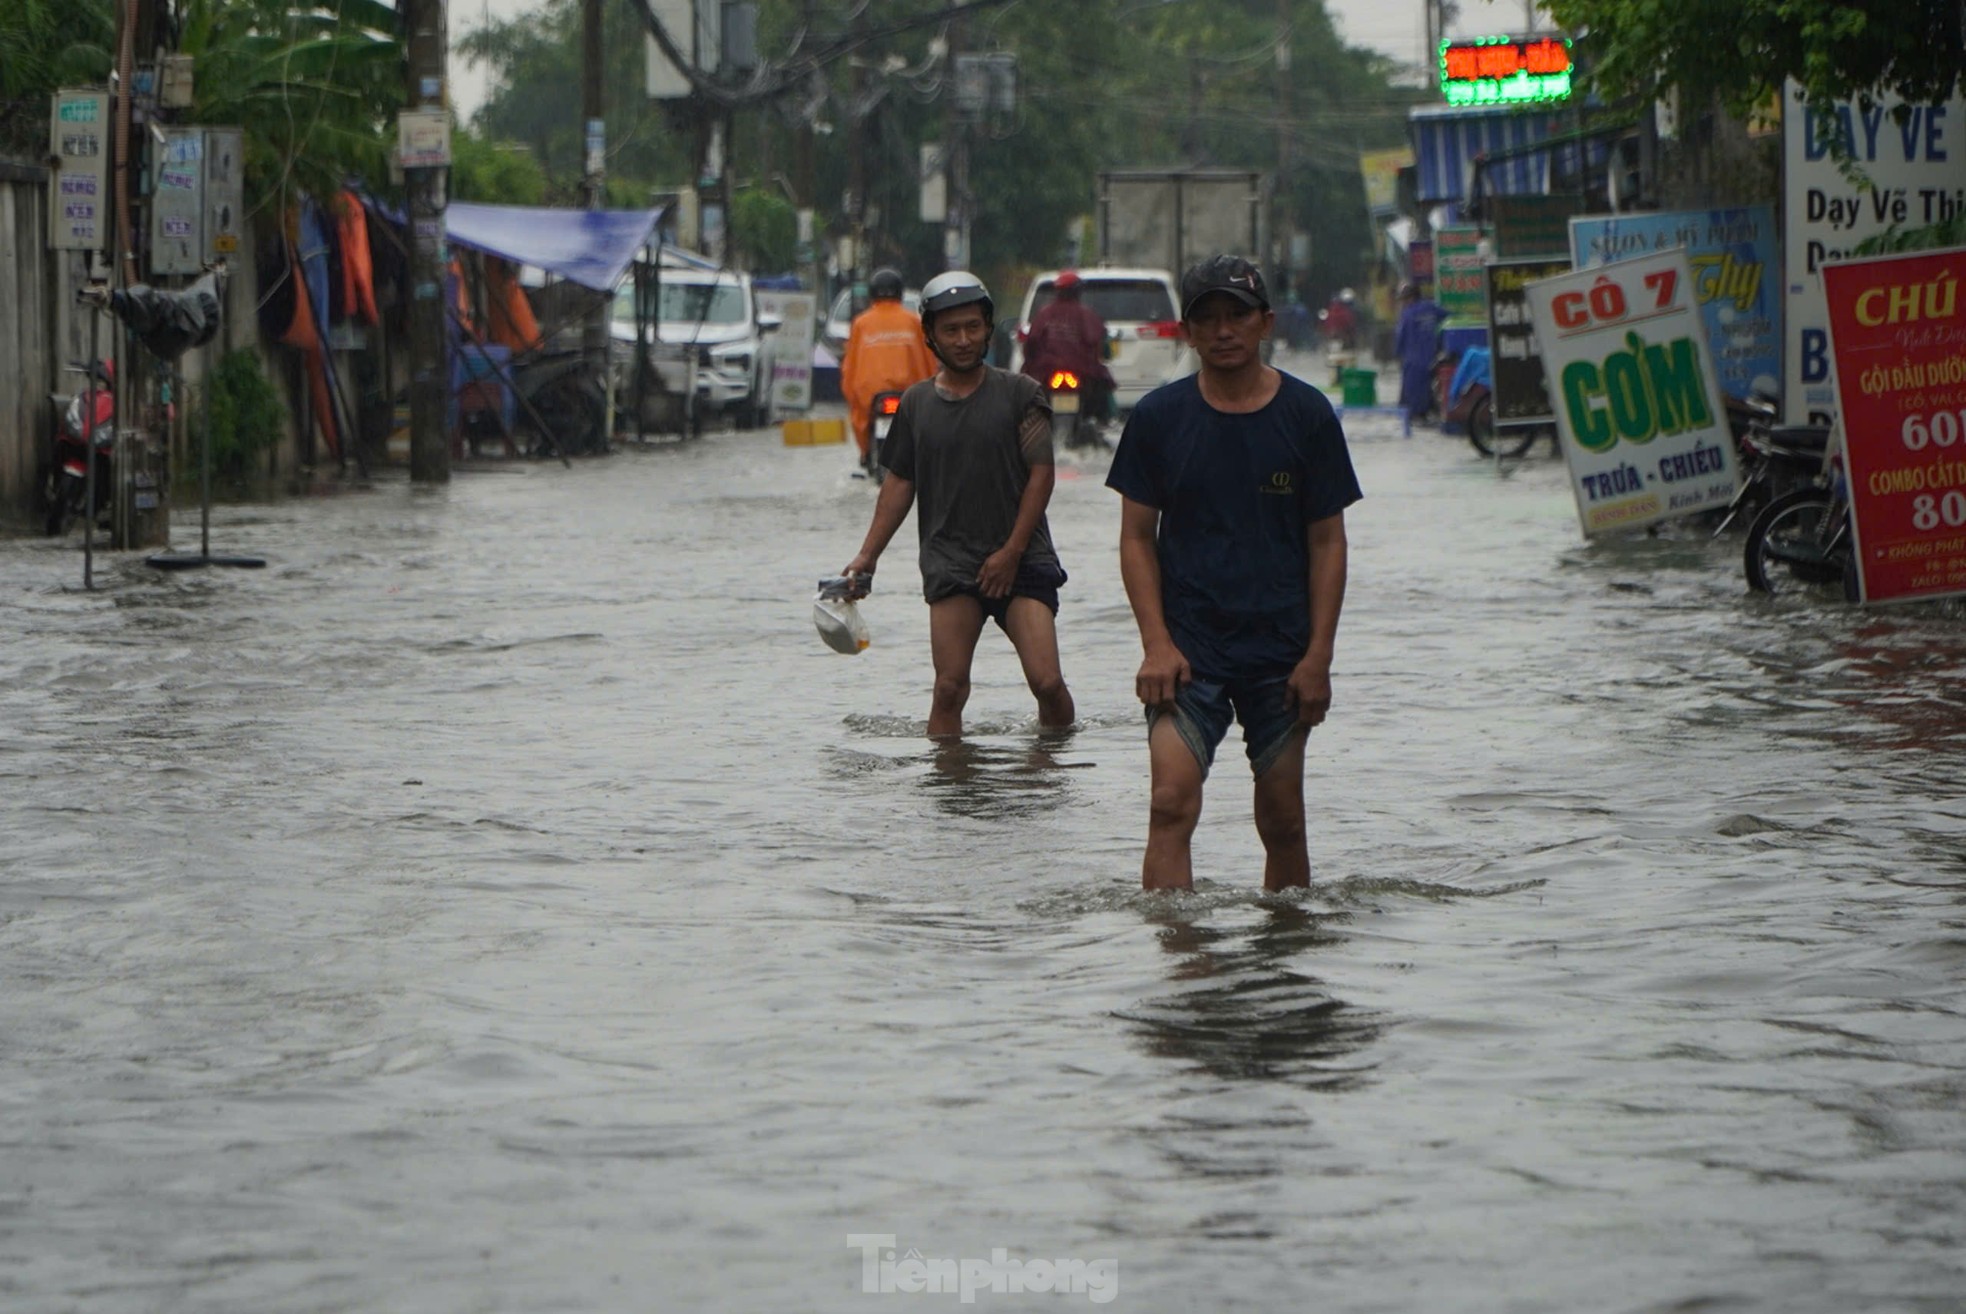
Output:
[1106, 255, 1362, 892]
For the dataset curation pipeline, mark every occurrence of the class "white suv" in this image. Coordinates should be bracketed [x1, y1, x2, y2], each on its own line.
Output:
[619, 264, 779, 428]
[1010, 268, 1190, 413]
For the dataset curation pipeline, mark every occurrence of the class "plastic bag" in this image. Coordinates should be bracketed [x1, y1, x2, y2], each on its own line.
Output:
[813, 575, 872, 654]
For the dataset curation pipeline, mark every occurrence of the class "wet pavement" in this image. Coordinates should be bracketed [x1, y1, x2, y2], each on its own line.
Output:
[3, 386, 1965, 1312]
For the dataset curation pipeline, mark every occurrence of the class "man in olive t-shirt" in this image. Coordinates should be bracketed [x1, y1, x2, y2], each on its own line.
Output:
[843, 271, 1076, 739]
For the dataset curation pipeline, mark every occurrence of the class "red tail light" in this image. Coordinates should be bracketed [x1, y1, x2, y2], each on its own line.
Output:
[1048, 371, 1079, 390]
[1138, 320, 1181, 340]
[878, 395, 902, 415]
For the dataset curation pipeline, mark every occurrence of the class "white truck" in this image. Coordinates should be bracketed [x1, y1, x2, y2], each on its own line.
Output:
[1095, 169, 1271, 276]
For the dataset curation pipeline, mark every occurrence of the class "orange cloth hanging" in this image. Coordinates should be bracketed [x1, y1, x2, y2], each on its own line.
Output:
[334, 190, 380, 326]
[485, 258, 543, 353]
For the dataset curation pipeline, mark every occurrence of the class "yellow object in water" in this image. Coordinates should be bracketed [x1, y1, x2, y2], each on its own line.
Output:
[783, 417, 846, 446]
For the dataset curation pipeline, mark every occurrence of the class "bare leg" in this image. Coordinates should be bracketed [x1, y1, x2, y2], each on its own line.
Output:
[1143, 716, 1203, 891]
[999, 596, 1075, 729]
[926, 596, 987, 738]
[1252, 729, 1310, 890]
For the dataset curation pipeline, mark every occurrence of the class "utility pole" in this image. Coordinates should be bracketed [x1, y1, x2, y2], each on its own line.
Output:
[582, 0, 608, 406]
[943, 10, 968, 271]
[849, 5, 869, 285]
[404, 0, 449, 483]
[1276, 0, 1293, 300]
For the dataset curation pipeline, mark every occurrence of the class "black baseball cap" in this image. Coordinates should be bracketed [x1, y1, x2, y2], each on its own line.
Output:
[1180, 254, 1271, 320]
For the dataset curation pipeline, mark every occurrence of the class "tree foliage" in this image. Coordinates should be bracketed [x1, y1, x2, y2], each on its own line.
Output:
[0, 0, 113, 157]
[458, 0, 1420, 301]
[1545, 0, 1966, 114]
[177, 0, 402, 213]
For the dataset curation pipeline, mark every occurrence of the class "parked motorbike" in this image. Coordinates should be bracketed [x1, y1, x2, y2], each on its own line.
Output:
[42, 360, 116, 537]
[1743, 444, 1855, 597]
[1712, 398, 1833, 536]
[1045, 370, 1101, 451]
[867, 390, 904, 483]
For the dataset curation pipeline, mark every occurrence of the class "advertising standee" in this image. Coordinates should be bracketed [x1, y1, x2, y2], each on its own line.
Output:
[1526, 251, 1740, 537]
[1570, 206, 1781, 407]
[1783, 80, 1966, 427]
[1821, 245, 1966, 604]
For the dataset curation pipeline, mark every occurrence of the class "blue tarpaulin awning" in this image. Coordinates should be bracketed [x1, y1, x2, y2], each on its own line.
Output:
[1409, 105, 1609, 204]
[442, 202, 668, 292]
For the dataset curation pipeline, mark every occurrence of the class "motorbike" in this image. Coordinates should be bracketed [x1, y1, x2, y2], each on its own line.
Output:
[43, 360, 116, 537]
[867, 390, 904, 483]
[1743, 442, 1855, 597]
[1712, 397, 1832, 536]
[1045, 370, 1102, 451]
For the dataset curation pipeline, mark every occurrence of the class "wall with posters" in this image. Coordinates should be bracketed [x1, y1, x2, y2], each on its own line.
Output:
[1783, 79, 1966, 426]
[1570, 206, 1780, 405]
[1822, 246, 1966, 604]
[1527, 251, 1739, 536]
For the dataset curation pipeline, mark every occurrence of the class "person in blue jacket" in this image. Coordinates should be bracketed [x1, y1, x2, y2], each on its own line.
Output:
[1394, 281, 1449, 432]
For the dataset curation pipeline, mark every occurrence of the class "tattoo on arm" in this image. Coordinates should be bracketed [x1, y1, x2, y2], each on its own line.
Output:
[1019, 402, 1055, 465]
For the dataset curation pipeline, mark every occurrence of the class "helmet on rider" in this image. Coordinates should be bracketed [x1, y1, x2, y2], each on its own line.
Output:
[920, 270, 993, 333]
[869, 267, 905, 301]
[1053, 270, 1083, 297]
[919, 270, 995, 368]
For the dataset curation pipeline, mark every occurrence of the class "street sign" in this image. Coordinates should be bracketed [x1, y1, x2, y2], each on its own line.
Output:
[1527, 250, 1740, 536]
[48, 89, 109, 253]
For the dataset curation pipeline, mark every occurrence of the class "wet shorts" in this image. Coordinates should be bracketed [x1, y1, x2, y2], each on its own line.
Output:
[1147, 673, 1305, 780]
[945, 562, 1066, 631]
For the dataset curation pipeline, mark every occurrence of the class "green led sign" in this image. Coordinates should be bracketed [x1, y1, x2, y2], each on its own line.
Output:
[1440, 35, 1573, 107]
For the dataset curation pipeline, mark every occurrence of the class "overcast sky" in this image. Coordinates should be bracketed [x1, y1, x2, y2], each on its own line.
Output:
[447, 0, 1552, 119]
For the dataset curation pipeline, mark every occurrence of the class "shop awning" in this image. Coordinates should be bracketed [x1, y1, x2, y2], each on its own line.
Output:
[1409, 105, 1564, 203]
[443, 203, 669, 292]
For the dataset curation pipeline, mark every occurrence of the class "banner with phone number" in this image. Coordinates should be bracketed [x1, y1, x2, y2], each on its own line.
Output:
[1822, 245, 1966, 603]
[1526, 250, 1739, 537]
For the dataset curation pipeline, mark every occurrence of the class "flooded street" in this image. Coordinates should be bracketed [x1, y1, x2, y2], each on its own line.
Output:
[4, 394, 1966, 1312]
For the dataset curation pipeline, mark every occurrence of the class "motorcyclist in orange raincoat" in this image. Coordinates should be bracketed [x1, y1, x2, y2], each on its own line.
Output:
[841, 267, 935, 472]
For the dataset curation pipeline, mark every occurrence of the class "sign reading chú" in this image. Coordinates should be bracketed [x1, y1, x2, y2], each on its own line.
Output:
[1526, 251, 1739, 536]
[1822, 245, 1966, 604]
[48, 89, 109, 252]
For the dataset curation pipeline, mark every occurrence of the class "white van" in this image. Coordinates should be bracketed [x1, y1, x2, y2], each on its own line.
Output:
[1010, 268, 1190, 412]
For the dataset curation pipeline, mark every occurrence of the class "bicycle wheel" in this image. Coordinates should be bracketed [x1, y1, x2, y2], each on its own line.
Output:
[1744, 487, 1842, 593]
[1468, 397, 1537, 459]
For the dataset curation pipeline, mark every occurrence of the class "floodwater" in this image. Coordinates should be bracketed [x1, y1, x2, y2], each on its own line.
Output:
[3, 389, 1965, 1312]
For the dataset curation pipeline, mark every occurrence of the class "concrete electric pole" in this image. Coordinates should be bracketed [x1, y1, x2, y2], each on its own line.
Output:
[403, 0, 450, 483]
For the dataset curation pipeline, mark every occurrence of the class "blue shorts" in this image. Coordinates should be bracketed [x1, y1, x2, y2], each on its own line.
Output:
[1147, 673, 1305, 779]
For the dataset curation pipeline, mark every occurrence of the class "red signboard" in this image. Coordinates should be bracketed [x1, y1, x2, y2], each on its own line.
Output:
[1822, 246, 1966, 603]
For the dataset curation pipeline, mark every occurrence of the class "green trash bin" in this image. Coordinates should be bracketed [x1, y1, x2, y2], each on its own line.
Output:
[1340, 368, 1377, 408]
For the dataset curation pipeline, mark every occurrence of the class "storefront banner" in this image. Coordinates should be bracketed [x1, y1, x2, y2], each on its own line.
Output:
[1783, 79, 1966, 428]
[1570, 206, 1780, 406]
[1436, 225, 1487, 323]
[1526, 250, 1739, 536]
[1822, 246, 1966, 603]
[1485, 256, 1570, 425]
